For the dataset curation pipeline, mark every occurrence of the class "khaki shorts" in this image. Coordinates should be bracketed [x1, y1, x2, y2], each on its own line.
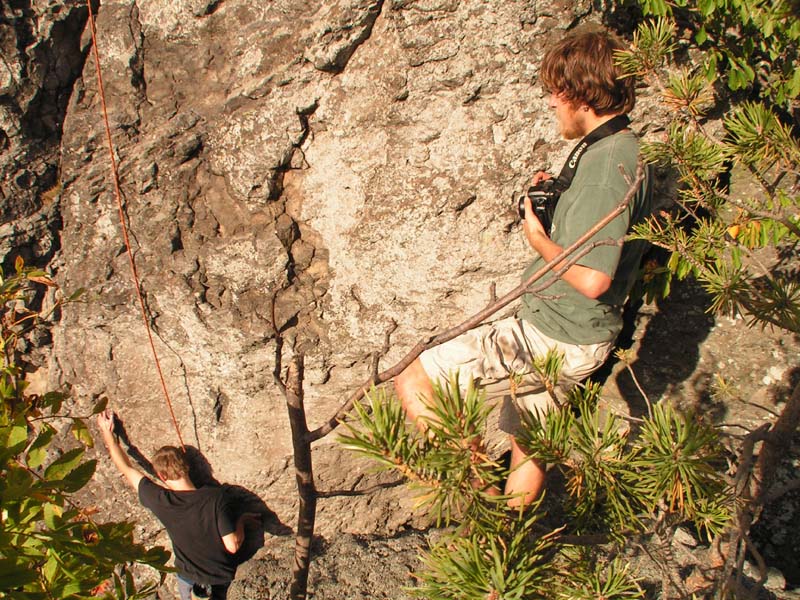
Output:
[419, 316, 614, 435]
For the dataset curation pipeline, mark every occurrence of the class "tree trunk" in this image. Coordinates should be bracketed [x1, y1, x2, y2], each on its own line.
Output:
[285, 355, 317, 600]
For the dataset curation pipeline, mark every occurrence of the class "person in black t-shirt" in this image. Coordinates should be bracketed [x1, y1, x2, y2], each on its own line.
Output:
[97, 409, 249, 600]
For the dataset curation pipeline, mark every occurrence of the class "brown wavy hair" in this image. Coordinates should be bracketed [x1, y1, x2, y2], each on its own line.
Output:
[152, 446, 190, 481]
[539, 27, 635, 116]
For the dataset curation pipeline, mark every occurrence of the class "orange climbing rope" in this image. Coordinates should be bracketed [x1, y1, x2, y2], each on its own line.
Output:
[85, 1, 185, 449]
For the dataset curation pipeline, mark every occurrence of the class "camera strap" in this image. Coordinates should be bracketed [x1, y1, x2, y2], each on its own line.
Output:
[555, 114, 631, 189]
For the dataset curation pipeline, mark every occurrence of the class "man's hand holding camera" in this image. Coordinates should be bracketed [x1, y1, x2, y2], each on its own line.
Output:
[519, 170, 561, 241]
[522, 193, 547, 243]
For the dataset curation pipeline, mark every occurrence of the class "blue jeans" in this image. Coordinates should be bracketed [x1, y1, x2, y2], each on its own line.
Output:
[176, 574, 230, 600]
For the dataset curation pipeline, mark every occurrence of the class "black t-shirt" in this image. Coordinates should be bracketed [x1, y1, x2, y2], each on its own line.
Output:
[138, 478, 238, 585]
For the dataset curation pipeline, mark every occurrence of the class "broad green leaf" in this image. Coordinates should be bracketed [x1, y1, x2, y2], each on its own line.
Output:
[54, 579, 89, 597]
[43, 502, 64, 530]
[44, 448, 84, 481]
[789, 68, 800, 99]
[91, 397, 109, 415]
[62, 460, 96, 493]
[762, 17, 773, 38]
[695, 26, 707, 45]
[698, 0, 715, 16]
[27, 423, 56, 469]
[43, 553, 59, 583]
[71, 419, 93, 448]
[7, 417, 29, 452]
[667, 251, 679, 272]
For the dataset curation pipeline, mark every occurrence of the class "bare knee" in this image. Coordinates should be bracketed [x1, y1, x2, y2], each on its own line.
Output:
[394, 362, 419, 410]
[505, 435, 545, 508]
[394, 359, 435, 426]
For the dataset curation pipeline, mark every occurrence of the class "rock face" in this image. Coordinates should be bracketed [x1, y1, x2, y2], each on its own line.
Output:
[0, 0, 88, 271]
[7, 0, 646, 539]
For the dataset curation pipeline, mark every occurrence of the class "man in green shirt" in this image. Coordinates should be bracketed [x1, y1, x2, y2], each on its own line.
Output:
[394, 27, 654, 507]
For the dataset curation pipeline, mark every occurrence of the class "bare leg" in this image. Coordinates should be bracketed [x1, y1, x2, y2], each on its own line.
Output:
[394, 358, 438, 429]
[505, 435, 545, 508]
[397, 360, 507, 495]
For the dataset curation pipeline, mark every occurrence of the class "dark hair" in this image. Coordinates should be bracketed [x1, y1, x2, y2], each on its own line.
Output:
[539, 27, 635, 116]
[152, 446, 189, 481]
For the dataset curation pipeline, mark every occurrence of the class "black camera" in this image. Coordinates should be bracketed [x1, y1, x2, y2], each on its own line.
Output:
[517, 178, 562, 234]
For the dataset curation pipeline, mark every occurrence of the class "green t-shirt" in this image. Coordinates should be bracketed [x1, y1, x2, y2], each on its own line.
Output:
[518, 131, 653, 345]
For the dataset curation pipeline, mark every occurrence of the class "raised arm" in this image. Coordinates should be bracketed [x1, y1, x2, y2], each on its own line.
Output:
[97, 408, 145, 491]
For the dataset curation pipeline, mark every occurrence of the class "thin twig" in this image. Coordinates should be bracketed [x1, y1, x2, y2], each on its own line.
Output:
[736, 398, 781, 418]
[371, 320, 398, 380]
[622, 359, 653, 419]
[317, 479, 404, 498]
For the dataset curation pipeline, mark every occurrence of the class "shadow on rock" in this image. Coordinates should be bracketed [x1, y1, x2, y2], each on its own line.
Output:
[113, 416, 156, 477]
[594, 277, 715, 419]
[224, 484, 293, 563]
[184, 445, 220, 487]
[750, 366, 800, 592]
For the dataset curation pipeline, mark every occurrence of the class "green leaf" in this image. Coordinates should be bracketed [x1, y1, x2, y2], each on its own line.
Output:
[71, 419, 94, 448]
[125, 566, 135, 596]
[43, 502, 64, 530]
[698, 0, 715, 17]
[0, 558, 39, 588]
[27, 423, 56, 469]
[62, 460, 97, 493]
[789, 68, 800, 99]
[55, 579, 88, 597]
[695, 26, 707, 45]
[67, 287, 86, 302]
[91, 397, 109, 415]
[7, 417, 29, 452]
[43, 553, 59, 583]
[667, 251, 679, 272]
[44, 448, 84, 481]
